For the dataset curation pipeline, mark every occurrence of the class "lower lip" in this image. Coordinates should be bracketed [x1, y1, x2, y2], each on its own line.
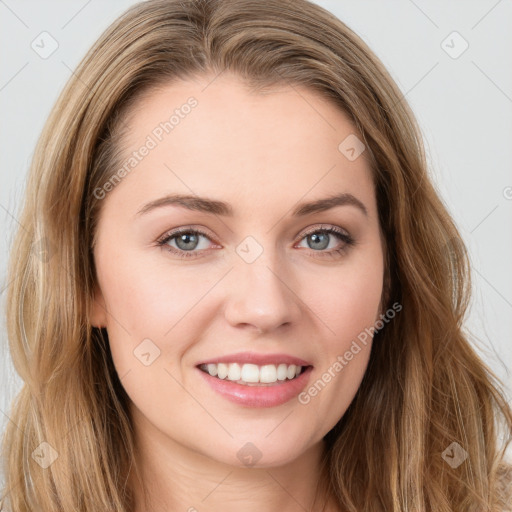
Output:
[196, 366, 314, 408]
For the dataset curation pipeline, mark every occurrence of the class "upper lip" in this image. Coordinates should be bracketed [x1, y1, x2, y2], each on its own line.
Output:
[196, 351, 313, 367]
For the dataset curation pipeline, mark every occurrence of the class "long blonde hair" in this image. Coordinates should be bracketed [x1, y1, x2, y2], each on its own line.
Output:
[1, 0, 511, 510]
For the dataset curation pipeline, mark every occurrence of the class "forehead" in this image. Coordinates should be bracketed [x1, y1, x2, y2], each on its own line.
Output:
[105, 72, 377, 220]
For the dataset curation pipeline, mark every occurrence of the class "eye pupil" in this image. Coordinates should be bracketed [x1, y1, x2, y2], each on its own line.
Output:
[308, 232, 329, 250]
[176, 233, 198, 250]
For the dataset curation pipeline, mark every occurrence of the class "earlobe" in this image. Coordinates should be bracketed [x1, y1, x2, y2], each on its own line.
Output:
[90, 283, 108, 328]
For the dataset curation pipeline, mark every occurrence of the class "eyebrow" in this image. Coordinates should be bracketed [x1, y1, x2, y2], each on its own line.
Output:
[136, 192, 368, 218]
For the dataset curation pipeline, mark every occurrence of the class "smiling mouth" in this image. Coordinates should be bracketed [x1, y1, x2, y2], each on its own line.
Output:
[197, 362, 311, 386]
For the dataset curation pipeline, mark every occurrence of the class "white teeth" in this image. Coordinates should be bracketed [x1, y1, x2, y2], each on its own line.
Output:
[277, 363, 288, 381]
[240, 363, 260, 383]
[287, 365, 297, 379]
[227, 363, 241, 381]
[201, 362, 305, 384]
[260, 364, 277, 383]
[217, 363, 228, 379]
[207, 363, 218, 377]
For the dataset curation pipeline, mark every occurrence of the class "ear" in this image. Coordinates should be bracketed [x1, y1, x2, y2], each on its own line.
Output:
[90, 282, 108, 328]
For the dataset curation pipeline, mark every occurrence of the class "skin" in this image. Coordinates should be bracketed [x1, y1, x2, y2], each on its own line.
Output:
[90, 71, 385, 512]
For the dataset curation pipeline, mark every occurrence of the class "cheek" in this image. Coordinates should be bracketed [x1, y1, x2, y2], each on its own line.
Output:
[96, 255, 210, 420]
[95, 247, 211, 372]
[295, 263, 382, 427]
[294, 244, 383, 410]
[303, 249, 384, 347]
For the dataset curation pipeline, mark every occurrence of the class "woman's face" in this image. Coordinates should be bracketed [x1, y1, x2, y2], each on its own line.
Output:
[91, 72, 385, 467]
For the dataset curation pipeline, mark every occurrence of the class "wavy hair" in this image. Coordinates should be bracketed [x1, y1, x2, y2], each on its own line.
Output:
[1, 0, 511, 510]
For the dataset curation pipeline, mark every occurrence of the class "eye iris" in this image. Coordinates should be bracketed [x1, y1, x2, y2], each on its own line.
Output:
[308, 232, 329, 250]
[176, 233, 199, 250]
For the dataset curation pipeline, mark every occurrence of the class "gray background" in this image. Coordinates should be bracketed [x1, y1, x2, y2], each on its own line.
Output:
[1, 0, 511, 469]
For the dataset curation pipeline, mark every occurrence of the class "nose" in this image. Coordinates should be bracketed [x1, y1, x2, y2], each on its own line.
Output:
[223, 252, 302, 334]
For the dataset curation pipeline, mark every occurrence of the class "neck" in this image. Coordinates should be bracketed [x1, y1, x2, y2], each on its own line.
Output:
[127, 410, 337, 512]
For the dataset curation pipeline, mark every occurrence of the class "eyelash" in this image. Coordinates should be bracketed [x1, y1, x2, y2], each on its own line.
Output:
[156, 224, 356, 260]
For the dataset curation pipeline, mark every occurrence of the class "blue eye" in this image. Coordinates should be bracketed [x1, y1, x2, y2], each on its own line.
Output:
[297, 226, 354, 257]
[303, 227, 353, 252]
[157, 227, 213, 258]
[156, 225, 355, 260]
